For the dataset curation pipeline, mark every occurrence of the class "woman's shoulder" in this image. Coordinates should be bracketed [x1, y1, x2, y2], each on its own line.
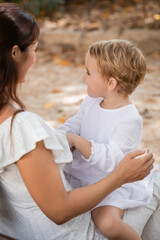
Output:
[14, 111, 44, 124]
[0, 111, 51, 140]
[12, 111, 52, 132]
[11, 111, 58, 145]
[0, 111, 72, 171]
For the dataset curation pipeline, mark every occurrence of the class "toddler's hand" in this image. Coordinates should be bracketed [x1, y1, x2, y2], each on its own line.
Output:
[66, 133, 74, 145]
[70, 146, 76, 153]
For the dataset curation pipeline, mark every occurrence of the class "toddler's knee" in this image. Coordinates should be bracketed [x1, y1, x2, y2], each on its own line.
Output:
[97, 217, 122, 238]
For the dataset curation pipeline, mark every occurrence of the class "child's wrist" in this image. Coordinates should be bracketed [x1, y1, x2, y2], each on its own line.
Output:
[72, 134, 78, 147]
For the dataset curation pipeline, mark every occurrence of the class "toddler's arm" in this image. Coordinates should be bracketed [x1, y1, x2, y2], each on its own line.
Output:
[67, 133, 91, 158]
[68, 118, 142, 173]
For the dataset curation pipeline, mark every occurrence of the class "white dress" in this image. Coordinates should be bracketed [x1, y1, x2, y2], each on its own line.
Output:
[60, 96, 159, 209]
[0, 111, 105, 240]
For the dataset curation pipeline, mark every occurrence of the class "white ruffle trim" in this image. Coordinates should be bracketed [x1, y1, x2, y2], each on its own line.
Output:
[82, 140, 95, 162]
[0, 112, 73, 173]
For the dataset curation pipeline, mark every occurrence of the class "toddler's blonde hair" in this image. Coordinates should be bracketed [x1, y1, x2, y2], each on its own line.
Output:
[88, 39, 146, 96]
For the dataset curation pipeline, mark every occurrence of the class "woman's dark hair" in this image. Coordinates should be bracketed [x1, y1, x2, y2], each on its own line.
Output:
[0, 3, 40, 120]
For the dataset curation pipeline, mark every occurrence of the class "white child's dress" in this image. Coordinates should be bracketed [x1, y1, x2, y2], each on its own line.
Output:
[60, 96, 159, 210]
[0, 112, 106, 240]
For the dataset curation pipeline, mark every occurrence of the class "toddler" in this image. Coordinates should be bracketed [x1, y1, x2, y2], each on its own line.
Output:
[59, 40, 158, 240]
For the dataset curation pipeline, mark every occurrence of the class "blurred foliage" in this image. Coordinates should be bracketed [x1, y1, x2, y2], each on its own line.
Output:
[0, 0, 160, 18]
[0, 0, 66, 17]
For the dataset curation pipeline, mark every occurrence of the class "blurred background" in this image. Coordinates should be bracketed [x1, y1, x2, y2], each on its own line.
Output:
[1, 0, 160, 164]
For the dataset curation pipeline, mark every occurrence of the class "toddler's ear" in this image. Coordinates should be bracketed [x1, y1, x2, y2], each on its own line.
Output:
[107, 77, 117, 91]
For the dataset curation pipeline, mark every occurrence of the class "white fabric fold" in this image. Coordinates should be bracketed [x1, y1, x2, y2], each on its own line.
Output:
[0, 112, 72, 173]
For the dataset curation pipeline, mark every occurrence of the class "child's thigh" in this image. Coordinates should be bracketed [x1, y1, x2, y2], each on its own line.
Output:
[92, 205, 124, 231]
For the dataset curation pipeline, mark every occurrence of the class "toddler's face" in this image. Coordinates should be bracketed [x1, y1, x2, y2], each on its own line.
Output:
[83, 52, 107, 98]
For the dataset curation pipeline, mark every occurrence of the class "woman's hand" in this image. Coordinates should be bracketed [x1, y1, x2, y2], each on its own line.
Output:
[114, 149, 154, 185]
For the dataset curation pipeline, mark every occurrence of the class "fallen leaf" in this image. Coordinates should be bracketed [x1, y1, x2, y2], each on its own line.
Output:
[43, 102, 54, 109]
[59, 60, 72, 66]
[145, 98, 158, 103]
[58, 117, 66, 123]
[52, 89, 62, 93]
[153, 14, 160, 21]
[100, 12, 110, 19]
[86, 22, 101, 31]
[57, 18, 70, 28]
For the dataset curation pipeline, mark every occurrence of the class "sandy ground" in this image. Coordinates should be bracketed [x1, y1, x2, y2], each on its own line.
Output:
[19, 51, 160, 166]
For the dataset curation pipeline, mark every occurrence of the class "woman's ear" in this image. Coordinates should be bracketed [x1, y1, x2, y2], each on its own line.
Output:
[107, 77, 118, 91]
[12, 45, 21, 63]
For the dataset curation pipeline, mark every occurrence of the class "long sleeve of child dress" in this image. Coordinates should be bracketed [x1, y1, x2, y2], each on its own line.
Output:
[83, 118, 142, 172]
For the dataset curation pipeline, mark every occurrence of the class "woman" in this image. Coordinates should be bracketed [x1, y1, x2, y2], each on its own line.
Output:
[0, 3, 159, 240]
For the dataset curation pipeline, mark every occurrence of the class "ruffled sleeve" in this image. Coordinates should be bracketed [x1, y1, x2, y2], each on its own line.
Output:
[0, 112, 72, 173]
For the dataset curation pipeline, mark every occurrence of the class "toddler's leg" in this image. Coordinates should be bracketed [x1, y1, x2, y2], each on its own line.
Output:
[92, 206, 141, 240]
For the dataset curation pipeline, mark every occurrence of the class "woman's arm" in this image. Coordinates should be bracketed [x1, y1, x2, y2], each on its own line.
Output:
[17, 141, 154, 225]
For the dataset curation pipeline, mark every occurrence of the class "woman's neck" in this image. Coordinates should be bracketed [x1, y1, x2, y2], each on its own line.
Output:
[0, 102, 16, 124]
[100, 94, 131, 109]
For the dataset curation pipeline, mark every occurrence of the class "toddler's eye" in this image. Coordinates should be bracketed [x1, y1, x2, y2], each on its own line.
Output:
[87, 71, 90, 75]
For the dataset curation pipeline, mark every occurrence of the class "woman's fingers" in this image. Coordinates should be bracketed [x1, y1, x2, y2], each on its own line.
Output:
[133, 150, 154, 170]
[137, 154, 155, 180]
[128, 149, 154, 164]
[141, 153, 154, 172]
[117, 149, 155, 184]
[128, 149, 146, 159]
[144, 156, 154, 173]
[142, 151, 154, 163]
[146, 156, 154, 167]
